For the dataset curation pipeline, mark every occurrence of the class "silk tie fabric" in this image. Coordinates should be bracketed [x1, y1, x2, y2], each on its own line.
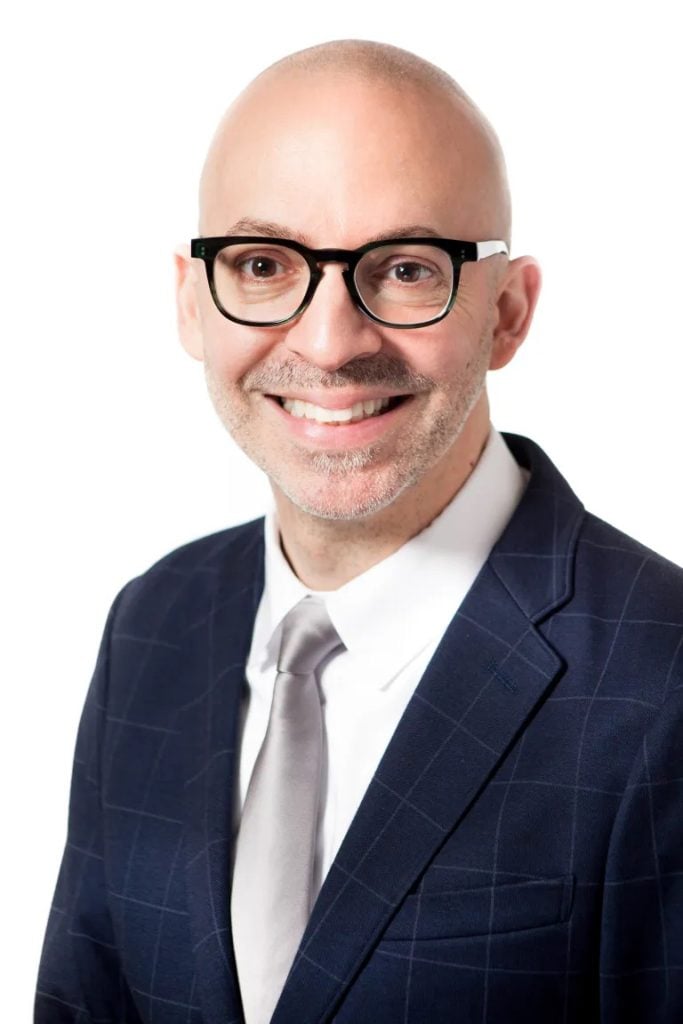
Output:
[231, 596, 343, 1024]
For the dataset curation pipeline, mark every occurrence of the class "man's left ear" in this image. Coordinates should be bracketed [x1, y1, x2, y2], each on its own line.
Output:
[489, 256, 542, 370]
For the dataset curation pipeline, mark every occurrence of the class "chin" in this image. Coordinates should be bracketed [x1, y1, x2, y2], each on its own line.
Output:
[273, 466, 415, 521]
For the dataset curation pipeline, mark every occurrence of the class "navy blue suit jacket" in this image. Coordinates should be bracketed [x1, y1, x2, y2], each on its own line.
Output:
[36, 434, 683, 1023]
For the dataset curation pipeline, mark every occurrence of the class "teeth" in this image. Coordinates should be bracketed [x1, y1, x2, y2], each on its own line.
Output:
[281, 396, 391, 423]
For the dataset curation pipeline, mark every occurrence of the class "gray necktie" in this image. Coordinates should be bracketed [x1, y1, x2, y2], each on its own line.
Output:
[231, 596, 343, 1024]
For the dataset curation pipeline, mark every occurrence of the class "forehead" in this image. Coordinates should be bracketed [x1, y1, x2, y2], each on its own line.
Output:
[200, 72, 496, 245]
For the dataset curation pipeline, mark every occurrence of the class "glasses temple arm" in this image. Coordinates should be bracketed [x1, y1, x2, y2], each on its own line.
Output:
[475, 240, 509, 260]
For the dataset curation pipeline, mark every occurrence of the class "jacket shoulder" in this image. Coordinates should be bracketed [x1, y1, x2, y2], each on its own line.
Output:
[574, 510, 683, 626]
[140, 516, 264, 575]
[578, 511, 683, 580]
[113, 516, 265, 629]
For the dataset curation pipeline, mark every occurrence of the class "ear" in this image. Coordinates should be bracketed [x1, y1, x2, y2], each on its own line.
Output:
[174, 243, 205, 361]
[488, 256, 542, 371]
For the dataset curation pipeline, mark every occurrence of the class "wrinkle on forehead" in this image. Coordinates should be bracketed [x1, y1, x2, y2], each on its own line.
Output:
[198, 40, 511, 247]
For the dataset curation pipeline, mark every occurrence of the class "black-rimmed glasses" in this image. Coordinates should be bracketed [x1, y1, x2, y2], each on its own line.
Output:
[190, 235, 508, 329]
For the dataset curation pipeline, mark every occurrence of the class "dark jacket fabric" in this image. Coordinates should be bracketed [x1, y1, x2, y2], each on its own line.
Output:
[35, 434, 683, 1023]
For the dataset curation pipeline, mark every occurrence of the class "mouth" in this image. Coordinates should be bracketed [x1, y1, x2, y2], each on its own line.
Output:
[267, 394, 411, 425]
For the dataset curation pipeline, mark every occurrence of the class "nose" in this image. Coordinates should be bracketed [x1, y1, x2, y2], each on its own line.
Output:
[282, 264, 384, 372]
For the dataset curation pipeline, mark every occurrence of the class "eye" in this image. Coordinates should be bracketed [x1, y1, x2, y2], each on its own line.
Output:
[237, 255, 286, 279]
[385, 261, 433, 284]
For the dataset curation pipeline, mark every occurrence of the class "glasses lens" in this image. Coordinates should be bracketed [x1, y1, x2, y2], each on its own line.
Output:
[355, 244, 454, 325]
[213, 242, 309, 323]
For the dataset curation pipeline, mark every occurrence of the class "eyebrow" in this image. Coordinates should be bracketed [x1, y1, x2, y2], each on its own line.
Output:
[221, 217, 444, 245]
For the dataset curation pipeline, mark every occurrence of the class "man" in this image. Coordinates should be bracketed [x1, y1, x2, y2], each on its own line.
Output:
[35, 39, 683, 1024]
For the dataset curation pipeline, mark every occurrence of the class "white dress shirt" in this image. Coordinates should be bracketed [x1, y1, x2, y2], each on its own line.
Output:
[237, 427, 528, 893]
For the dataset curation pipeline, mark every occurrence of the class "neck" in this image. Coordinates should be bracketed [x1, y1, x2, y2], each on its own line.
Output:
[273, 407, 492, 590]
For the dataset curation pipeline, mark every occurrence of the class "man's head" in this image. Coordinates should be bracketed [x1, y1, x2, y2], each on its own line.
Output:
[176, 40, 540, 522]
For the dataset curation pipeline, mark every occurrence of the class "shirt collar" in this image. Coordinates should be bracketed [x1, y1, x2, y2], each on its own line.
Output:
[251, 427, 528, 686]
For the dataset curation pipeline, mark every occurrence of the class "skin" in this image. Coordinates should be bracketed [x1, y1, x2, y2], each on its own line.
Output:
[175, 53, 541, 590]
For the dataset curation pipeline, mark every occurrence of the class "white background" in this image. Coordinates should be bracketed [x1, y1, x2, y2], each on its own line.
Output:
[3, 0, 682, 1016]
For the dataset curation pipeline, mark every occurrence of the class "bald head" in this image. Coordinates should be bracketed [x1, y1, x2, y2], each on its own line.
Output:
[178, 39, 542, 534]
[259, 38, 477, 101]
[198, 39, 511, 247]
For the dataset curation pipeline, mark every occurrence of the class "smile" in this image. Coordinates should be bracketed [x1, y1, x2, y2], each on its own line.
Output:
[272, 395, 408, 425]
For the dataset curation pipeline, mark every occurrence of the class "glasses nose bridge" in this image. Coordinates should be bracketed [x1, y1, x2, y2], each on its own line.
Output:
[307, 248, 358, 306]
[311, 247, 354, 271]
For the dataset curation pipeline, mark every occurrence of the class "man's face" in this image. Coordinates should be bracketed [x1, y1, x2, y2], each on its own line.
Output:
[182, 72, 508, 521]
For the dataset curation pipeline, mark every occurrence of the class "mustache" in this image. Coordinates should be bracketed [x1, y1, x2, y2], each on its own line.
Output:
[241, 352, 435, 393]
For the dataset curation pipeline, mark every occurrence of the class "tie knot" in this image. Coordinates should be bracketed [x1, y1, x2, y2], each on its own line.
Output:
[277, 597, 343, 675]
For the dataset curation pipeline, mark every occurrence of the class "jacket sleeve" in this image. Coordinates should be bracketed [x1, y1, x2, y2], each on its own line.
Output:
[34, 583, 143, 1024]
[600, 685, 683, 1022]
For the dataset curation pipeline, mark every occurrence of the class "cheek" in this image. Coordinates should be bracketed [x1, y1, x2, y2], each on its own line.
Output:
[416, 290, 495, 382]
[203, 325, 280, 389]
[395, 326, 484, 386]
[197, 287, 281, 385]
[204, 339, 250, 389]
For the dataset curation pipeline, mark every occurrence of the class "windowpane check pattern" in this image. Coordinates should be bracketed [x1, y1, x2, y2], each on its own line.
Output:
[35, 433, 683, 1023]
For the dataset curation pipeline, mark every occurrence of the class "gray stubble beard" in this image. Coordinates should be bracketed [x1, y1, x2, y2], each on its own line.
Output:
[202, 326, 493, 521]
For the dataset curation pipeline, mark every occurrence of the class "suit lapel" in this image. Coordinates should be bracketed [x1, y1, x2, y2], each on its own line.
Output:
[272, 433, 585, 1024]
[183, 523, 265, 1024]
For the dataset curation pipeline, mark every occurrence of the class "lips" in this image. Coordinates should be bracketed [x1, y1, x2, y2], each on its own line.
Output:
[278, 395, 393, 424]
[270, 390, 409, 422]
[264, 391, 414, 447]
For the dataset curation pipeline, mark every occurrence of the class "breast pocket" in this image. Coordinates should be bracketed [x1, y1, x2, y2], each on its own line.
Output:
[382, 875, 575, 942]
